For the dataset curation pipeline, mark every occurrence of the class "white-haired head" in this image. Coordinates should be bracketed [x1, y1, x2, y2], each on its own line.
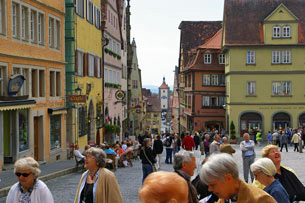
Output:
[14, 157, 41, 178]
[250, 158, 276, 177]
[173, 150, 195, 170]
[200, 153, 239, 184]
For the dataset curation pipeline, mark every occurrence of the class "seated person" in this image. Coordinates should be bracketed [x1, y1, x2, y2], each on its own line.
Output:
[139, 171, 188, 203]
[81, 145, 90, 156]
[104, 145, 117, 155]
[74, 145, 85, 163]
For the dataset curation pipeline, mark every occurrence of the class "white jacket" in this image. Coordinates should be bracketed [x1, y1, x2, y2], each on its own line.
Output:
[6, 180, 54, 203]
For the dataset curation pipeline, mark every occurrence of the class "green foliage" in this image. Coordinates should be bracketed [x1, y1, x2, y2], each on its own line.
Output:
[105, 82, 121, 89]
[230, 121, 236, 140]
[105, 124, 120, 134]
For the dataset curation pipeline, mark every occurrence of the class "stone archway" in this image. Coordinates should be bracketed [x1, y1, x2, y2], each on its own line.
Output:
[240, 112, 262, 137]
[299, 112, 305, 127]
[272, 112, 291, 131]
[88, 100, 95, 143]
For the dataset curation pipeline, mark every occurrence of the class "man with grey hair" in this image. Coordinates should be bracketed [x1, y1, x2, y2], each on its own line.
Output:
[173, 150, 198, 203]
[240, 133, 255, 183]
[200, 153, 276, 203]
[209, 134, 221, 154]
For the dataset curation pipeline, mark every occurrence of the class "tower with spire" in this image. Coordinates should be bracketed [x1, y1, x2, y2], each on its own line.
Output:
[159, 77, 170, 110]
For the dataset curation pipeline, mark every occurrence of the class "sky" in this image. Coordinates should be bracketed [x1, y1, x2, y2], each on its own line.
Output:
[130, 0, 225, 87]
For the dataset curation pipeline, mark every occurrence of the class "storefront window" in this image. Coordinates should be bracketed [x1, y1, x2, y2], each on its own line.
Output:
[19, 109, 29, 151]
[50, 115, 61, 149]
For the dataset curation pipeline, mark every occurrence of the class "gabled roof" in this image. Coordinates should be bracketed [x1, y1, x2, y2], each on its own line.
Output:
[264, 3, 299, 21]
[199, 28, 222, 49]
[159, 82, 169, 89]
[179, 21, 222, 66]
[147, 96, 161, 112]
[223, 0, 305, 45]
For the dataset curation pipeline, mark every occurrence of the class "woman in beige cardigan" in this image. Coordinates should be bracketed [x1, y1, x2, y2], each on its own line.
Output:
[74, 147, 123, 203]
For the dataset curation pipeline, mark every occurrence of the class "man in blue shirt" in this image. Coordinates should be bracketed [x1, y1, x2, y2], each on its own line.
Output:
[240, 133, 256, 183]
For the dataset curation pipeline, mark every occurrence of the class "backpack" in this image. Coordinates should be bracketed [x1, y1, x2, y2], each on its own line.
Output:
[164, 138, 171, 147]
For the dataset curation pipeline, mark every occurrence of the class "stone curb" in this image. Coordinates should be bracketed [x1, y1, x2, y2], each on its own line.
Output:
[0, 167, 78, 198]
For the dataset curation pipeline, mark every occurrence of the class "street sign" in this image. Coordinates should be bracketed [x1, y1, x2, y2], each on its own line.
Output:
[68, 95, 86, 103]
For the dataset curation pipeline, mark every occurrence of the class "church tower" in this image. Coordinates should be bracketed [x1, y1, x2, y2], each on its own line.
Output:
[159, 77, 169, 110]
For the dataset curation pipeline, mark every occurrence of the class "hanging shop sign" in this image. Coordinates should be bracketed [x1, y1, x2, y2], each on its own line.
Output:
[115, 90, 125, 101]
[68, 95, 86, 103]
[7, 75, 25, 95]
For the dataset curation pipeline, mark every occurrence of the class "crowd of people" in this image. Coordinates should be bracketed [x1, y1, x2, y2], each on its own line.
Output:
[5, 128, 305, 203]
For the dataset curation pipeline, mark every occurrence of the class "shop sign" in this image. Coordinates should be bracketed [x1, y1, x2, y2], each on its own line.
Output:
[68, 95, 86, 103]
[7, 75, 25, 95]
[115, 90, 125, 101]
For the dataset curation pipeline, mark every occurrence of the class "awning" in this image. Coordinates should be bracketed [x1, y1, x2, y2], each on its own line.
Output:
[0, 100, 36, 111]
[48, 107, 67, 115]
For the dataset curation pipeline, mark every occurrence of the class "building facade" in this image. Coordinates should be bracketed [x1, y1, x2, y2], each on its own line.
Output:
[0, 0, 66, 170]
[145, 96, 161, 135]
[65, 0, 104, 148]
[223, 0, 305, 138]
[182, 28, 225, 132]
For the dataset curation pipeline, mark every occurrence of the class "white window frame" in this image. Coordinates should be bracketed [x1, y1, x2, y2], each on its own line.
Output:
[0, 0, 6, 35]
[38, 13, 44, 44]
[203, 75, 210, 86]
[49, 15, 60, 50]
[202, 96, 210, 107]
[48, 17, 53, 47]
[282, 50, 291, 64]
[88, 53, 94, 77]
[30, 10, 36, 42]
[0, 64, 7, 96]
[272, 81, 281, 95]
[21, 6, 27, 40]
[31, 67, 45, 98]
[246, 51, 255, 64]
[204, 54, 212, 64]
[12, 3, 18, 38]
[211, 74, 218, 86]
[13, 66, 30, 96]
[96, 56, 101, 78]
[247, 81, 256, 96]
[272, 51, 281, 64]
[49, 69, 61, 97]
[76, 0, 84, 18]
[219, 54, 225, 64]
[273, 26, 281, 38]
[77, 50, 84, 76]
[282, 81, 291, 95]
[104, 68, 108, 82]
[282, 26, 291, 38]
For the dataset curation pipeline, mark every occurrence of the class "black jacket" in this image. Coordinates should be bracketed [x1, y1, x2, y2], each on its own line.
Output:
[140, 147, 156, 165]
[192, 175, 218, 203]
[153, 140, 163, 154]
[175, 170, 198, 203]
[193, 135, 200, 145]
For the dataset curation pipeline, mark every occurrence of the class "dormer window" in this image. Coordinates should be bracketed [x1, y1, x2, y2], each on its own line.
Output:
[204, 54, 212, 64]
[272, 26, 281, 38]
[282, 25, 291, 37]
[219, 54, 225, 64]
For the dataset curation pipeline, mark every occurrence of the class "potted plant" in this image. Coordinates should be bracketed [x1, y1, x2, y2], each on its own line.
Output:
[230, 121, 237, 144]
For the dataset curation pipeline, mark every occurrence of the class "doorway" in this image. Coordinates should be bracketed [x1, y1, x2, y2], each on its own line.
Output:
[34, 116, 43, 161]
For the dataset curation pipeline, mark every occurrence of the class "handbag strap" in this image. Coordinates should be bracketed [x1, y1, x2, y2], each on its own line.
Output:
[143, 148, 153, 166]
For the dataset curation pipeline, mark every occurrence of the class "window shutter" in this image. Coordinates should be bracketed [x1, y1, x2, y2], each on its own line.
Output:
[87, 0, 89, 21]
[83, 52, 87, 76]
[94, 56, 98, 77]
[76, 0, 78, 14]
[75, 50, 78, 74]
[100, 58, 103, 78]
[83, 0, 85, 17]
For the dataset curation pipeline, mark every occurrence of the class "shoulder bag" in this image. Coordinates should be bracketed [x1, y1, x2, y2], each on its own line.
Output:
[143, 148, 157, 172]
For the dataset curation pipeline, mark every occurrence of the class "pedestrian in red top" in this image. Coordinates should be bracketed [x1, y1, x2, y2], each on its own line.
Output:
[182, 132, 195, 151]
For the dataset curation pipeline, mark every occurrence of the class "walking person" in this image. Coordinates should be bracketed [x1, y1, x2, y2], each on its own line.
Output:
[240, 133, 255, 183]
[272, 131, 279, 146]
[74, 147, 123, 203]
[280, 131, 288, 152]
[203, 134, 211, 158]
[153, 135, 163, 169]
[256, 130, 262, 146]
[140, 138, 156, 183]
[267, 131, 273, 145]
[209, 134, 221, 154]
[182, 131, 195, 151]
[6, 157, 54, 203]
[193, 132, 200, 150]
[291, 131, 300, 152]
[164, 134, 173, 164]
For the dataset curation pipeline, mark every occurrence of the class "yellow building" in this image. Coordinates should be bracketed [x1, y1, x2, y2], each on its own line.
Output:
[223, 1, 305, 138]
[65, 0, 104, 149]
[0, 0, 66, 170]
[145, 96, 161, 135]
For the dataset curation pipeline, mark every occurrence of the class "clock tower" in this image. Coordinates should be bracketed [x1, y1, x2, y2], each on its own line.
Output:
[159, 77, 169, 110]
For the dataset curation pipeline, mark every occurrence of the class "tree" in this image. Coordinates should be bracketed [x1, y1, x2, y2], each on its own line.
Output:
[230, 121, 236, 140]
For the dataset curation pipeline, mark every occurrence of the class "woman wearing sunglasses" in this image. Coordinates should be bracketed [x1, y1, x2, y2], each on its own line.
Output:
[6, 157, 54, 203]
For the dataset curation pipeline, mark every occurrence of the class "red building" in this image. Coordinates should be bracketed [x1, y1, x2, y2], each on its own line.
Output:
[182, 29, 226, 132]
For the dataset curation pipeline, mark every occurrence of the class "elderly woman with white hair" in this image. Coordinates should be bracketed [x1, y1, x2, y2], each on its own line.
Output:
[200, 153, 276, 203]
[74, 147, 123, 203]
[6, 157, 54, 203]
[250, 158, 289, 203]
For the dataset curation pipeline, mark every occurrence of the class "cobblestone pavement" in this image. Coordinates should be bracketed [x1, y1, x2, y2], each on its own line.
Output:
[1, 144, 304, 203]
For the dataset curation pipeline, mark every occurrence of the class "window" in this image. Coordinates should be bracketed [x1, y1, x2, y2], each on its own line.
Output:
[211, 75, 218, 86]
[219, 96, 226, 106]
[76, 51, 84, 76]
[39, 70, 45, 97]
[30, 10, 37, 43]
[247, 81, 256, 96]
[88, 54, 94, 77]
[117, 72, 120, 84]
[104, 69, 108, 82]
[204, 54, 212, 64]
[0, 0, 6, 35]
[220, 75, 225, 86]
[202, 96, 209, 107]
[31, 68, 45, 98]
[273, 26, 281, 38]
[0, 66, 5, 96]
[38, 14, 44, 44]
[97, 56, 101, 78]
[246, 51, 255, 64]
[49, 17, 60, 49]
[87, 0, 93, 24]
[76, 0, 85, 18]
[13, 67, 29, 96]
[282, 51, 291, 64]
[272, 81, 291, 95]
[19, 109, 29, 152]
[78, 106, 88, 136]
[21, 6, 28, 40]
[50, 115, 61, 149]
[49, 70, 61, 97]
[12, 3, 19, 38]
[109, 70, 112, 83]
[211, 96, 218, 106]
[272, 51, 281, 64]
[282, 26, 291, 37]
[272, 51, 291, 64]
[219, 54, 225, 64]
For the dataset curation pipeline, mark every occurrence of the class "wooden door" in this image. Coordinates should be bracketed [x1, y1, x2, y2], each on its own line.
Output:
[34, 117, 39, 161]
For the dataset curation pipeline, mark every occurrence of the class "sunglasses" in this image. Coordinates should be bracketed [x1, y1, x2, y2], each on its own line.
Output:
[15, 172, 31, 177]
